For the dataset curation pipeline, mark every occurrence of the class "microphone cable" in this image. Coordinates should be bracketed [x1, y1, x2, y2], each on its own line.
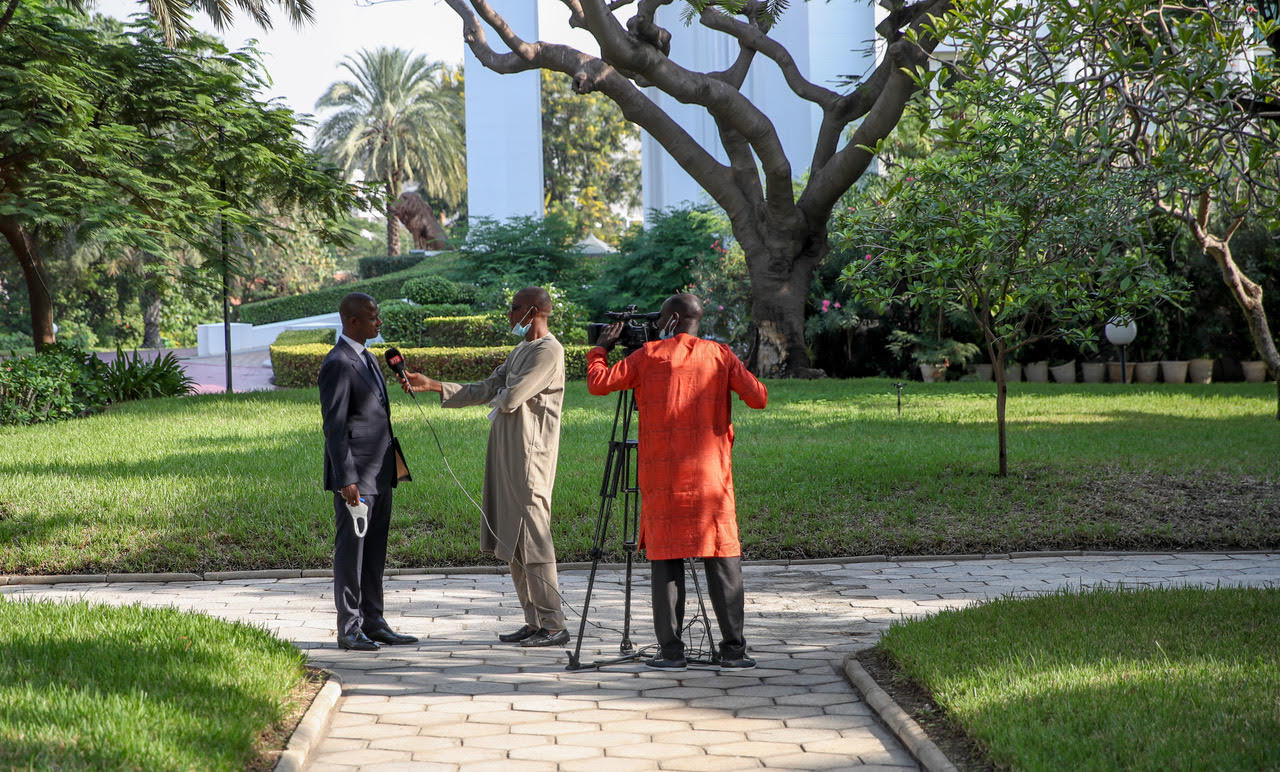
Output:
[388, 366, 655, 648]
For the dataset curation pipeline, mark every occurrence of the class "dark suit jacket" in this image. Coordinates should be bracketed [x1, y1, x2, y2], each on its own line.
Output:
[319, 341, 399, 495]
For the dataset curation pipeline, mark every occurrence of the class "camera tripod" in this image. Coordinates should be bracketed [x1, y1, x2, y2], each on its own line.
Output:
[566, 387, 720, 671]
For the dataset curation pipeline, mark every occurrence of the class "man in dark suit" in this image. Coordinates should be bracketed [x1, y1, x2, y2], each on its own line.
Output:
[319, 292, 417, 651]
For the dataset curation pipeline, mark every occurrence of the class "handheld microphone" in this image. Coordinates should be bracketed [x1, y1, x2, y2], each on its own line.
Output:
[384, 347, 408, 384]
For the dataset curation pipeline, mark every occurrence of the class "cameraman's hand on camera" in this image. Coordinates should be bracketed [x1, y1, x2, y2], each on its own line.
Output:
[402, 371, 442, 394]
[596, 322, 624, 352]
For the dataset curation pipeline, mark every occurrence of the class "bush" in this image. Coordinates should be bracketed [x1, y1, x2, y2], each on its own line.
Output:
[0, 331, 32, 354]
[456, 213, 585, 288]
[272, 328, 335, 346]
[380, 303, 475, 343]
[402, 275, 470, 306]
[269, 342, 607, 388]
[100, 349, 197, 402]
[0, 344, 106, 426]
[380, 313, 509, 348]
[237, 266, 433, 326]
[587, 206, 728, 317]
[358, 254, 425, 279]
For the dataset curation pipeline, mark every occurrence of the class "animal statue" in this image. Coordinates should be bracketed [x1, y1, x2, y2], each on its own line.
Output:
[389, 191, 450, 251]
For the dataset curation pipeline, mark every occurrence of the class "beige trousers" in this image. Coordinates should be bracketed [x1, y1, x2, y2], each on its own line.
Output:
[509, 559, 566, 631]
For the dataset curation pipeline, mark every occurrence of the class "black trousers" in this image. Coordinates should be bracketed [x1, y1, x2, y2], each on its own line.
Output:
[332, 490, 392, 636]
[650, 556, 746, 660]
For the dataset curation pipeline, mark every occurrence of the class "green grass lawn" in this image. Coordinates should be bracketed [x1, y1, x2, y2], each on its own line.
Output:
[0, 598, 309, 771]
[2, 379, 1277, 574]
[876, 585, 1280, 771]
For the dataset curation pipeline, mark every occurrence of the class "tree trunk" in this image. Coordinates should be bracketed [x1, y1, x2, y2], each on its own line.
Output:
[140, 287, 162, 349]
[385, 176, 402, 258]
[742, 227, 826, 378]
[0, 216, 55, 351]
[1194, 229, 1280, 420]
[993, 349, 1008, 477]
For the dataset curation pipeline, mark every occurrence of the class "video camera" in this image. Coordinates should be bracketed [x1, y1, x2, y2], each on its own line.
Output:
[587, 305, 661, 350]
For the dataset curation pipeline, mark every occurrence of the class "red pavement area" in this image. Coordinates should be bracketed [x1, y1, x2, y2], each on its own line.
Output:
[94, 347, 278, 394]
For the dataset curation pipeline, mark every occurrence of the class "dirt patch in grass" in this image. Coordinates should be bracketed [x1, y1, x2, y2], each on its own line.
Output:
[856, 647, 994, 772]
[249, 666, 328, 772]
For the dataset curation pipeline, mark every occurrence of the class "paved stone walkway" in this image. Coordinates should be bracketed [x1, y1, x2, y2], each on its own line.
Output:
[3, 553, 1276, 771]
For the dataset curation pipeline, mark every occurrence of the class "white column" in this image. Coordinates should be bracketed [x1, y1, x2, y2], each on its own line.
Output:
[465, 0, 544, 221]
[641, 8, 879, 217]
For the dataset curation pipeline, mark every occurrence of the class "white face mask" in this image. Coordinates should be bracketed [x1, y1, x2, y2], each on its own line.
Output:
[510, 307, 534, 338]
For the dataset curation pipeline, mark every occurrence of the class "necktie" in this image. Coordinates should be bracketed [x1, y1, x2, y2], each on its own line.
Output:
[363, 350, 387, 402]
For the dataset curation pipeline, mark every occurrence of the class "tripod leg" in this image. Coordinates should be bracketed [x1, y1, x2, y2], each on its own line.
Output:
[567, 433, 623, 670]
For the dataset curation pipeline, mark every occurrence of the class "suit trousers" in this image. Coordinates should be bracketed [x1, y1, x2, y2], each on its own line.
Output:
[509, 549, 566, 631]
[333, 490, 392, 636]
[650, 556, 746, 661]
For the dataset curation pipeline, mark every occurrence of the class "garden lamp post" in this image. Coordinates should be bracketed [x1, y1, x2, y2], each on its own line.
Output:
[1105, 318, 1138, 384]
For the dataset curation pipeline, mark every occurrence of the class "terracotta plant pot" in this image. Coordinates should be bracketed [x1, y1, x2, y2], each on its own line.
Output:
[919, 363, 947, 383]
[1242, 360, 1269, 383]
[1134, 362, 1159, 384]
[1081, 362, 1106, 383]
[1024, 361, 1049, 382]
[1188, 358, 1214, 384]
[1049, 360, 1076, 383]
[972, 363, 993, 381]
[1003, 363, 1022, 382]
[1107, 362, 1136, 383]
[1160, 360, 1188, 383]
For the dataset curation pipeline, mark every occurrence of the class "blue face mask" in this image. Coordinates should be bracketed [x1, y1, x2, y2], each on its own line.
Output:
[659, 316, 678, 340]
[510, 307, 534, 338]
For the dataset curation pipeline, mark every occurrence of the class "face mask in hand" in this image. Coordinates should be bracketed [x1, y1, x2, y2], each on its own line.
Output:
[510, 307, 534, 338]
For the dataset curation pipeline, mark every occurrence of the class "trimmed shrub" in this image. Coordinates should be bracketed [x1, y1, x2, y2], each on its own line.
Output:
[0, 344, 107, 425]
[273, 328, 336, 346]
[358, 254, 425, 279]
[402, 275, 467, 306]
[269, 342, 611, 388]
[380, 303, 473, 343]
[380, 313, 509, 349]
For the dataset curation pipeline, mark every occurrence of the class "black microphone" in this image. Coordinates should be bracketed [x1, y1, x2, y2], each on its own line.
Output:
[384, 347, 409, 387]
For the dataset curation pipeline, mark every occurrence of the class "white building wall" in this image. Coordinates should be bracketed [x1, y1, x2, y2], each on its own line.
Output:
[641, 5, 882, 216]
[465, 0, 545, 221]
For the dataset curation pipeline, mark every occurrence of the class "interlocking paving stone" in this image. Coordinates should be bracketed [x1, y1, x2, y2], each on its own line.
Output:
[4, 553, 1273, 770]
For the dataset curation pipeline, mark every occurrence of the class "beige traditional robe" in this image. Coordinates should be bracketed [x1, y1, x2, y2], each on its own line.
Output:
[439, 334, 564, 563]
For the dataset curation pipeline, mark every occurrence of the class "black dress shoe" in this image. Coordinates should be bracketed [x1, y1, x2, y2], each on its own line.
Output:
[336, 631, 380, 651]
[365, 627, 418, 645]
[498, 624, 539, 643]
[520, 628, 570, 647]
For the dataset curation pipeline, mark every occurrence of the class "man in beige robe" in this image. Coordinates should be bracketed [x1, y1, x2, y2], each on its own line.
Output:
[400, 286, 569, 647]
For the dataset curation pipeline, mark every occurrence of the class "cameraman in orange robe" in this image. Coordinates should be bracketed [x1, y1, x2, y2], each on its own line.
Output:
[587, 293, 768, 670]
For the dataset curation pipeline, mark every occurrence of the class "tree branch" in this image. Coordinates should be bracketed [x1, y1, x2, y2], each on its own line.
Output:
[697, 7, 840, 109]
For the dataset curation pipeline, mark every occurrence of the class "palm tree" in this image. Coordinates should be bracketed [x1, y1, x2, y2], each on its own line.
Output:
[314, 47, 466, 257]
[1, 0, 317, 44]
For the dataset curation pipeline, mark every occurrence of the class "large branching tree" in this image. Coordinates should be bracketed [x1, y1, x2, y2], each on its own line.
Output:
[314, 47, 467, 259]
[0, 2, 360, 351]
[443, 0, 952, 377]
[932, 0, 1280, 415]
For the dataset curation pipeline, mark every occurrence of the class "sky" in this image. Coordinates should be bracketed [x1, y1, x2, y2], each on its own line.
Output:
[92, 1, 596, 136]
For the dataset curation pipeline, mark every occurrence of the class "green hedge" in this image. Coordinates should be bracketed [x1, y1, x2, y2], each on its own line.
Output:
[272, 328, 335, 346]
[269, 343, 612, 388]
[380, 311, 507, 348]
[358, 255, 425, 279]
[402, 275, 472, 306]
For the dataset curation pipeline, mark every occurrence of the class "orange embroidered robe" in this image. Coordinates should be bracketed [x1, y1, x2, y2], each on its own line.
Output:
[586, 334, 768, 559]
